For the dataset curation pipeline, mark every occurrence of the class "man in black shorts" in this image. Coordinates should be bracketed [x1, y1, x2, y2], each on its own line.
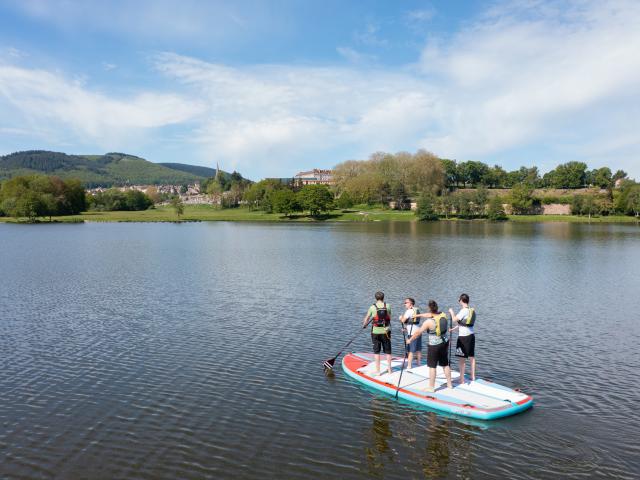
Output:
[408, 300, 453, 392]
[362, 291, 392, 376]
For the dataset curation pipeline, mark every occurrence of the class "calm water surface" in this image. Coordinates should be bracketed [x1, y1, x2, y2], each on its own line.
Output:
[1, 221, 639, 479]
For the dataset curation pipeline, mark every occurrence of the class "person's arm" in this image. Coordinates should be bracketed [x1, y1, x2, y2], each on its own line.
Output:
[407, 320, 430, 343]
[448, 308, 460, 331]
[362, 309, 372, 328]
[414, 312, 433, 319]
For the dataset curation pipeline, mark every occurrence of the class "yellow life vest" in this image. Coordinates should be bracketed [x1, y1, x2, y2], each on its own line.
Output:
[429, 312, 448, 338]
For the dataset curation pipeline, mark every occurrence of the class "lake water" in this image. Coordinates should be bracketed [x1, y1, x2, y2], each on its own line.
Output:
[1, 221, 639, 479]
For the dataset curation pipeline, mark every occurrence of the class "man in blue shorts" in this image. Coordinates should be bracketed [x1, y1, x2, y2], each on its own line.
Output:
[399, 297, 422, 368]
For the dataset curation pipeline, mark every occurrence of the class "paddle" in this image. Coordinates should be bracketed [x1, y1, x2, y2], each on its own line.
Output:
[323, 317, 373, 370]
[449, 312, 453, 361]
[395, 320, 409, 399]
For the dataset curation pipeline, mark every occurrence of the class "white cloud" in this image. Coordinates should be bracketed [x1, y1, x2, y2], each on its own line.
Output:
[5, 0, 279, 43]
[3, 0, 640, 178]
[406, 8, 436, 23]
[154, 52, 437, 177]
[0, 63, 204, 148]
[336, 47, 377, 65]
[417, 0, 640, 172]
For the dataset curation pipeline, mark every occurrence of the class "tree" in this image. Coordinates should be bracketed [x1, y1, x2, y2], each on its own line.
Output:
[440, 159, 458, 188]
[297, 184, 333, 217]
[509, 183, 534, 214]
[487, 196, 507, 221]
[581, 194, 597, 219]
[242, 179, 286, 211]
[336, 191, 355, 209]
[483, 165, 507, 188]
[571, 195, 583, 215]
[0, 174, 86, 221]
[458, 160, 489, 187]
[270, 189, 299, 217]
[543, 161, 588, 188]
[170, 196, 184, 217]
[612, 170, 628, 182]
[416, 192, 439, 221]
[627, 188, 640, 217]
[590, 167, 612, 189]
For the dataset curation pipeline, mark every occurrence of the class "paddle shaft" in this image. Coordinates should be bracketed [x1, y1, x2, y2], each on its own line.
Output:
[327, 317, 373, 364]
[449, 314, 453, 360]
[395, 317, 409, 399]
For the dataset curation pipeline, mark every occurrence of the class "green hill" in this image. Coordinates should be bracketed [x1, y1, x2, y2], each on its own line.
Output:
[158, 163, 218, 178]
[0, 151, 227, 187]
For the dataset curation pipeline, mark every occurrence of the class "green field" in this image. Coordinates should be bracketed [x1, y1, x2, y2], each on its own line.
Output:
[2, 205, 639, 224]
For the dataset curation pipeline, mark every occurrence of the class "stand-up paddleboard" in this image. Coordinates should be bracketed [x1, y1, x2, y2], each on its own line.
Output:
[342, 352, 533, 420]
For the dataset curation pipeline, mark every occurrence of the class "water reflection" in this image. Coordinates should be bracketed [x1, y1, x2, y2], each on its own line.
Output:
[364, 399, 396, 478]
[363, 397, 481, 478]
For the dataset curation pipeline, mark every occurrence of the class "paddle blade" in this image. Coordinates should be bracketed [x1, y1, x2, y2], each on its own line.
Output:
[323, 357, 336, 370]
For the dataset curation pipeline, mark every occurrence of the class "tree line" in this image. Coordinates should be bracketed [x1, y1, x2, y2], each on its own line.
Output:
[0, 175, 86, 221]
[440, 160, 627, 189]
[0, 174, 160, 221]
[416, 180, 640, 221]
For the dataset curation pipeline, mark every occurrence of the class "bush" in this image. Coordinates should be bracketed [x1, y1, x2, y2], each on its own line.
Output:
[88, 189, 153, 211]
[487, 196, 507, 221]
[335, 191, 355, 209]
[509, 184, 534, 214]
[416, 192, 439, 221]
[297, 184, 334, 216]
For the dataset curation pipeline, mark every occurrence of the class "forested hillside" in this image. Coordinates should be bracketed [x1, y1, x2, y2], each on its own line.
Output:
[0, 151, 222, 187]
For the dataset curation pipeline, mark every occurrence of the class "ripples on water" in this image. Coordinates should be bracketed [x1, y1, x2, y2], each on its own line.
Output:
[1, 221, 639, 479]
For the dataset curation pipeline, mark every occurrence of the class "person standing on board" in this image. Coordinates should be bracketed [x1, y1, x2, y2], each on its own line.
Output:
[399, 297, 422, 368]
[362, 291, 392, 376]
[449, 293, 476, 384]
[408, 300, 453, 391]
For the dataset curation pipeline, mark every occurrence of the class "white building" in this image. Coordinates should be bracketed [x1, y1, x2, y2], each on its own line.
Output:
[294, 169, 334, 186]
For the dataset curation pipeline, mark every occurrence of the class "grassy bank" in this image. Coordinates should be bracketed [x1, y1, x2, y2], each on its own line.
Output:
[1, 205, 638, 224]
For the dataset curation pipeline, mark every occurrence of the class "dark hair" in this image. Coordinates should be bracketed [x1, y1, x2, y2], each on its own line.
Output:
[428, 300, 438, 313]
[405, 297, 415, 306]
[459, 293, 469, 304]
[375, 291, 385, 301]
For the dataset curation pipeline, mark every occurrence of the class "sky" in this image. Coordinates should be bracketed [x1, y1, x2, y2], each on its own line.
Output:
[0, 0, 638, 180]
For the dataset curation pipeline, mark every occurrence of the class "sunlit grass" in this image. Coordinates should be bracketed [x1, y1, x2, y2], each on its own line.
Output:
[1, 205, 638, 224]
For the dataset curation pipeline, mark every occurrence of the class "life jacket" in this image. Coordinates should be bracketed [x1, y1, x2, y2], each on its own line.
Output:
[457, 307, 476, 327]
[372, 302, 390, 329]
[427, 312, 449, 340]
[406, 307, 421, 325]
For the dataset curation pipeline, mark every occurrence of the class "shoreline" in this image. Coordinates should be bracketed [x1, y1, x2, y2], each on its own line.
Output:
[1, 206, 638, 224]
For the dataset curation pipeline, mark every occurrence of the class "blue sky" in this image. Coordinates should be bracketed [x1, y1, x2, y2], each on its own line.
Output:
[1, 0, 638, 180]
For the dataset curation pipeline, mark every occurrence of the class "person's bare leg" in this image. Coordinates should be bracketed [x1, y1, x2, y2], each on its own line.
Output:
[469, 356, 476, 381]
[407, 351, 414, 368]
[374, 353, 380, 375]
[428, 367, 436, 391]
[386, 353, 392, 374]
[444, 365, 453, 389]
[417, 351, 422, 366]
[458, 357, 466, 384]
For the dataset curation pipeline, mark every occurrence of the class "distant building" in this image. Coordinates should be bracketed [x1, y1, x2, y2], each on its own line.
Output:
[294, 169, 334, 186]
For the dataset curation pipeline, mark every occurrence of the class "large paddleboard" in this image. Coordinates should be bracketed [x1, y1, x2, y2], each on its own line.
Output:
[342, 352, 533, 420]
